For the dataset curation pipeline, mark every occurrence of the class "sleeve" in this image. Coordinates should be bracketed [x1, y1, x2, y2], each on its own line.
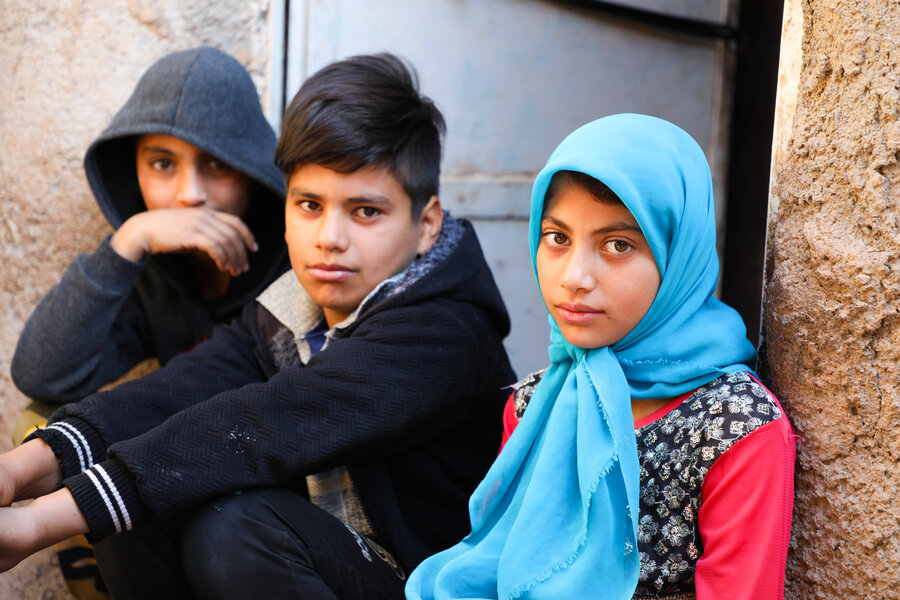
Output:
[694, 415, 796, 600]
[499, 391, 517, 450]
[10, 236, 151, 403]
[44, 300, 505, 541]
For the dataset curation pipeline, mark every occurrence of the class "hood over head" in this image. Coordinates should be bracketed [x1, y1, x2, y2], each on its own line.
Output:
[84, 46, 285, 229]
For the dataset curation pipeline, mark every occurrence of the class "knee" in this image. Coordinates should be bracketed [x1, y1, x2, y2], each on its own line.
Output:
[182, 491, 248, 553]
[180, 492, 257, 583]
[180, 489, 305, 596]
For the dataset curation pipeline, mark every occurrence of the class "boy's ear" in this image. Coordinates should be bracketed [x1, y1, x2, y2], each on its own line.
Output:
[416, 195, 443, 256]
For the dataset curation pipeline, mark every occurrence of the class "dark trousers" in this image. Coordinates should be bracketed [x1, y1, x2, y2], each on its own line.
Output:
[93, 488, 407, 600]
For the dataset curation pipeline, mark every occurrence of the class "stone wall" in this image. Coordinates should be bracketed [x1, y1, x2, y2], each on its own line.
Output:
[0, 2, 274, 597]
[765, 1, 900, 597]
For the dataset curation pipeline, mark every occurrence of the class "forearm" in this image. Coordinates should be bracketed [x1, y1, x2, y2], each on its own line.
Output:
[102, 305, 494, 518]
[11, 238, 145, 402]
[25, 488, 88, 545]
[695, 418, 796, 599]
[52, 315, 266, 446]
[46, 303, 503, 534]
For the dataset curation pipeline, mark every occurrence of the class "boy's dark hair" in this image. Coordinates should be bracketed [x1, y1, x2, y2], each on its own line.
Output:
[275, 53, 446, 216]
[545, 170, 623, 210]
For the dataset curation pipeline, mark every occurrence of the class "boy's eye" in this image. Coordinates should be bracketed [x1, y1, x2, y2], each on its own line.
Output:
[354, 206, 381, 219]
[297, 199, 321, 212]
[150, 158, 173, 171]
[542, 231, 569, 247]
[206, 158, 235, 174]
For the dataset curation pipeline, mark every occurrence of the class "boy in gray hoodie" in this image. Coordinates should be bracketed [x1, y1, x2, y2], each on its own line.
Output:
[9, 46, 290, 599]
[11, 47, 289, 407]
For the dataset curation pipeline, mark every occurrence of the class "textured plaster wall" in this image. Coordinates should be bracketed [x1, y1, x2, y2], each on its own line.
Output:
[0, 2, 274, 597]
[765, 1, 900, 597]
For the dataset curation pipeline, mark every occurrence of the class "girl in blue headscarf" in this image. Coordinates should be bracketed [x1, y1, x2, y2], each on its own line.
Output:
[406, 114, 795, 600]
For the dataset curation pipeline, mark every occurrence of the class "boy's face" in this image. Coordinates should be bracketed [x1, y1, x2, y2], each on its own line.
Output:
[536, 181, 660, 349]
[285, 164, 442, 327]
[136, 134, 250, 216]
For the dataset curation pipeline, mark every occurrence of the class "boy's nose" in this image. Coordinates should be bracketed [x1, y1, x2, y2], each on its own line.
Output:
[175, 168, 208, 207]
[315, 212, 350, 252]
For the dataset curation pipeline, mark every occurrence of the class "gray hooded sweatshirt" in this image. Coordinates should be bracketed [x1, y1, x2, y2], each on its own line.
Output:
[11, 47, 289, 404]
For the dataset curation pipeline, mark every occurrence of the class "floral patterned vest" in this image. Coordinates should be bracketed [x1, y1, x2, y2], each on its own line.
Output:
[511, 370, 781, 600]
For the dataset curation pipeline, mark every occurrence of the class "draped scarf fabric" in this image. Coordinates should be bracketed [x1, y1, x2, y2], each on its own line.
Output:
[406, 114, 757, 599]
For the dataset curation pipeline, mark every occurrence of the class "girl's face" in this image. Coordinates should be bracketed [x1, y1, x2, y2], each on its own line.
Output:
[536, 181, 660, 349]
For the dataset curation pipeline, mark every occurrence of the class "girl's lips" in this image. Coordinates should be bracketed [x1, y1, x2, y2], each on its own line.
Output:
[556, 303, 603, 323]
[308, 264, 355, 282]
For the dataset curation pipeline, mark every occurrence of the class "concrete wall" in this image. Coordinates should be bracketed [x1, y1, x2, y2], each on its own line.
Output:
[765, 0, 900, 597]
[0, 2, 274, 597]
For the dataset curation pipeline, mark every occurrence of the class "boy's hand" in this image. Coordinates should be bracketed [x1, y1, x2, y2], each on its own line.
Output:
[110, 207, 259, 276]
[0, 505, 40, 572]
[0, 466, 14, 508]
[0, 440, 62, 507]
[0, 489, 89, 573]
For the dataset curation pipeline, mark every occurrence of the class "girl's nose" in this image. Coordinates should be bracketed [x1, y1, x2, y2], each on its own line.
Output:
[175, 168, 208, 208]
[560, 249, 598, 292]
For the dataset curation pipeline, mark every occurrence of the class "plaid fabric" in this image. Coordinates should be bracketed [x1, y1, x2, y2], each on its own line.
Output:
[307, 466, 377, 539]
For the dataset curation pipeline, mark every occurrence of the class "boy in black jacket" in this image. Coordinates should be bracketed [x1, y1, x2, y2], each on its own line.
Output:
[0, 54, 515, 599]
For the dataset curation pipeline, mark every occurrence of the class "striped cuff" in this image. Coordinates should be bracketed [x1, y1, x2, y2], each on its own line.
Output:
[63, 459, 149, 542]
[26, 418, 105, 479]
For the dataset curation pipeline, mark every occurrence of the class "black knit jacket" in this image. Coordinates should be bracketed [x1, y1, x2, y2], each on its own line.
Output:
[32, 217, 516, 573]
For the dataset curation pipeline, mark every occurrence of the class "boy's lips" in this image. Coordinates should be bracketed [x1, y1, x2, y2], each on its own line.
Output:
[308, 263, 356, 282]
[555, 302, 604, 323]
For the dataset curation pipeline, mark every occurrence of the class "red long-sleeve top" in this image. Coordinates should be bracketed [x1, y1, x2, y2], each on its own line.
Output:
[500, 371, 796, 600]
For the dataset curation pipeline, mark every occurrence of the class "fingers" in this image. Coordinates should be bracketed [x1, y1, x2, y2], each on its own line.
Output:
[190, 212, 255, 276]
[217, 211, 259, 254]
[132, 208, 259, 276]
[203, 212, 258, 275]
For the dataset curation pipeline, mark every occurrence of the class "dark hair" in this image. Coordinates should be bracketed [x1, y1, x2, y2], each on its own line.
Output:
[544, 170, 623, 210]
[275, 53, 445, 216]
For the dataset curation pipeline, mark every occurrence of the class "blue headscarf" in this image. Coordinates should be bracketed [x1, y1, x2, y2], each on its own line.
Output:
[406, 114, 757, 599]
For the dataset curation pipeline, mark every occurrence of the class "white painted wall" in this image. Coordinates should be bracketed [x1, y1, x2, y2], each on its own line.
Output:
[280, 0, 732, 376]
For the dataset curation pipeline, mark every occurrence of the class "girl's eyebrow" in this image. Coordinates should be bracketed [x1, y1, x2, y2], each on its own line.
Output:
[541, 215, 571, 230]
[594, 222, 643, 236]
[541, 214, 643, 236]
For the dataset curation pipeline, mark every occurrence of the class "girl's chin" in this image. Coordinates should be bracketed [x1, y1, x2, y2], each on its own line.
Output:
[555, 325, 621, 350]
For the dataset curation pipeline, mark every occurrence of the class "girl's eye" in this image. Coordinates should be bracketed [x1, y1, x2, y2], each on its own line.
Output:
[608, 239, 632, 253]
[354, 206, 381, 219]
[542, 231, 569, 247]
